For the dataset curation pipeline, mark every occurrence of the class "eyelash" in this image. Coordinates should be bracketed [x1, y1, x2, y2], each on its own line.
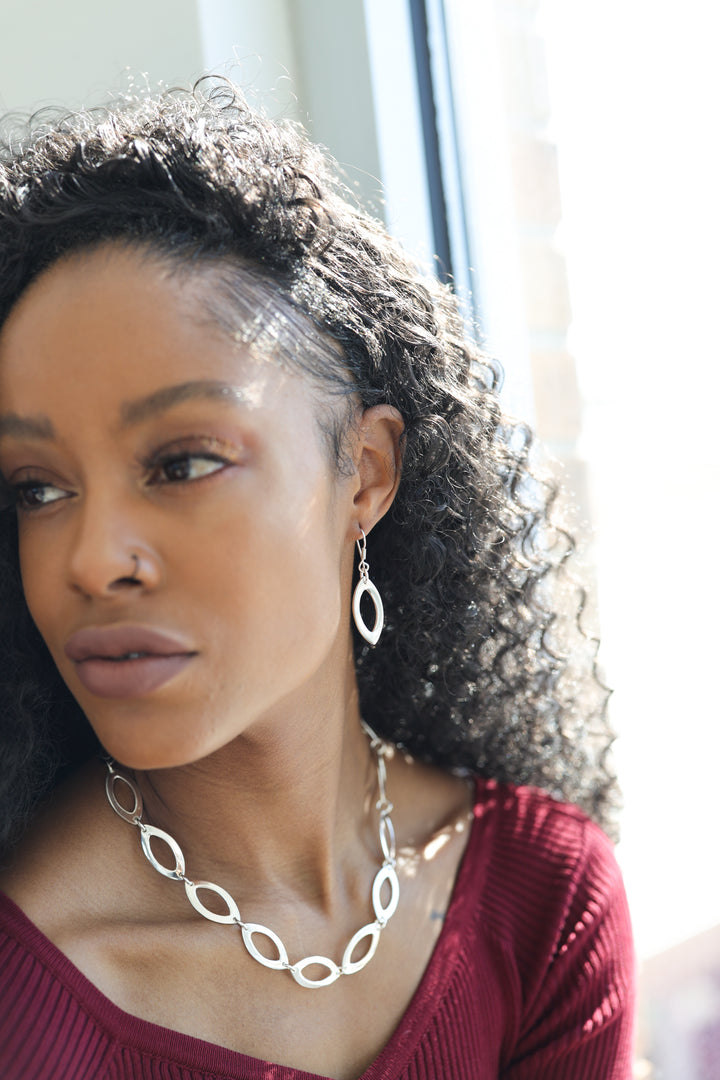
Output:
[145, 449, 230, 485]
[5, 441, 235, 513]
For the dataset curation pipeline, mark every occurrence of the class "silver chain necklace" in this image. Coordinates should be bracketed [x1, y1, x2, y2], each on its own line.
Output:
[103, 722, 399, 989]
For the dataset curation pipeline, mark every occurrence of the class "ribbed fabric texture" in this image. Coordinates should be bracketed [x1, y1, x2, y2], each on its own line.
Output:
[0, 780, 636, 1079]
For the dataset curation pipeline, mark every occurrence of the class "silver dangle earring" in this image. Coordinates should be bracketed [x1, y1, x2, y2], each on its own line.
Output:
[352, 529, 384, 646]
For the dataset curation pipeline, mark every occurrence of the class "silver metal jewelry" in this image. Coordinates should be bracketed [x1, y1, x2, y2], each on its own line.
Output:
[129, 554, 140, 581]
[352, 529, 384, 646]
[103, 721, 398, 990]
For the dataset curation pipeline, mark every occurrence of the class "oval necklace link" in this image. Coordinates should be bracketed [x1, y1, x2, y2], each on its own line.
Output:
[103, 723, 399, 989]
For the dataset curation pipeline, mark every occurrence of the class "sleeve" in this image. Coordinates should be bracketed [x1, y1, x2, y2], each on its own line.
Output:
[500, 816, 637, 1080]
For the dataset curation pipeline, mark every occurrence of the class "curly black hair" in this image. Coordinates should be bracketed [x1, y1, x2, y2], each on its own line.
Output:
[0, 79, 618, 853]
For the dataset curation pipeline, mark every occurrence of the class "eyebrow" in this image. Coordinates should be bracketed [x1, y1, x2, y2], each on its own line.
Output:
[0, 414, 54, 440]
[119, 380, 247, 427]
[0, 380, 248, 441]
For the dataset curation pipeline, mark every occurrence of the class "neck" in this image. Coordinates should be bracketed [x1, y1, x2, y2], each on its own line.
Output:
[128, 665, 380, 912]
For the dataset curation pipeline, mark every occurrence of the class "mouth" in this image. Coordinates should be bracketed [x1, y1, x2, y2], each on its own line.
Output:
[89, 651, 165, 661]
[64, 625, 197, 699]
[71, 652, 197, 699]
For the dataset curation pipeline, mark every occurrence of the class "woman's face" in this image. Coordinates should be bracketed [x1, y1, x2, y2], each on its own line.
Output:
[0, 244, 358, 768]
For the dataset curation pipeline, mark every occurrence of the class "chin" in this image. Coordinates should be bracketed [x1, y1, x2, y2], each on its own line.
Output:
[92, 719, 222, 773]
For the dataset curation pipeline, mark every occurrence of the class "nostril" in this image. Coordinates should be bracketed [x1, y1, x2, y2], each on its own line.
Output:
[106, 555, 146, 590]
[67, 530, 160, 597]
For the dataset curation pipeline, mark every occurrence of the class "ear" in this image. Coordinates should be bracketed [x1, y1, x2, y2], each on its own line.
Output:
[350, 404, 404, 539]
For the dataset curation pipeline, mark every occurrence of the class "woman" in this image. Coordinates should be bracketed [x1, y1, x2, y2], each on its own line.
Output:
[0, 81, 634, 1078]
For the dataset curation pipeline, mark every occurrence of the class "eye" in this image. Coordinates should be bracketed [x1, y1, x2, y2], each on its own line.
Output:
[150, 452, 229, 485]
[11, 480, 71, 510]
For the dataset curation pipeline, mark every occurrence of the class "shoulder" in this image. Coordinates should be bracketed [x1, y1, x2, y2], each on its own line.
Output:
[458, 781, 637, 1074]
[471, 775, 619, 881]
[465, 778, 633, 979]
[0, 759, 142, 942]
[0, 890, 106, 1079]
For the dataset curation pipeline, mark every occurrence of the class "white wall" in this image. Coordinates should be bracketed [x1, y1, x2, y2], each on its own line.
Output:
[0, 0, 204, 113]
[196, 0, 301, 119]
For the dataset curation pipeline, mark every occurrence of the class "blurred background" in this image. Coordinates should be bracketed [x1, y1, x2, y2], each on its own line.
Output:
[1, 1, 718, 1075]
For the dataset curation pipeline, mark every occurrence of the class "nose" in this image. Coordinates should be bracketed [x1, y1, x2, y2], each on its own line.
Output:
[67, 493, 162, 599]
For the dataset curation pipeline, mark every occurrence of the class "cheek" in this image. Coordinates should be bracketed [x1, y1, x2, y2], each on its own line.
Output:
[194, 460, 346, 691]
[200, 487, 344, 664]
[17, 528, 60, 639]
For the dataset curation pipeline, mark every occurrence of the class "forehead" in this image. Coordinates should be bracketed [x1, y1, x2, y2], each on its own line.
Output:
[1, 244, 238, 372]
[0, 244, 309, 418]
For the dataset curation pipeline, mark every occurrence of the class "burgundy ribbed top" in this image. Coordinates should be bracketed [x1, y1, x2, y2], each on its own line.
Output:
[0, 779, 635, 1079]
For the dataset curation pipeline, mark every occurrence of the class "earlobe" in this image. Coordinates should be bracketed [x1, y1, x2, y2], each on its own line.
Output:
[352, 404, 404, 533]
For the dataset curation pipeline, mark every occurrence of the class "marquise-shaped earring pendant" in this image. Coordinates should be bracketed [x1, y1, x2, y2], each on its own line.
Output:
[353, 577, 384, 646]
[352, 530, 384, 646]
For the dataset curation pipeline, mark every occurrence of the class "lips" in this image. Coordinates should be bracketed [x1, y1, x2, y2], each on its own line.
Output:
[64, 625, 197, 699]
